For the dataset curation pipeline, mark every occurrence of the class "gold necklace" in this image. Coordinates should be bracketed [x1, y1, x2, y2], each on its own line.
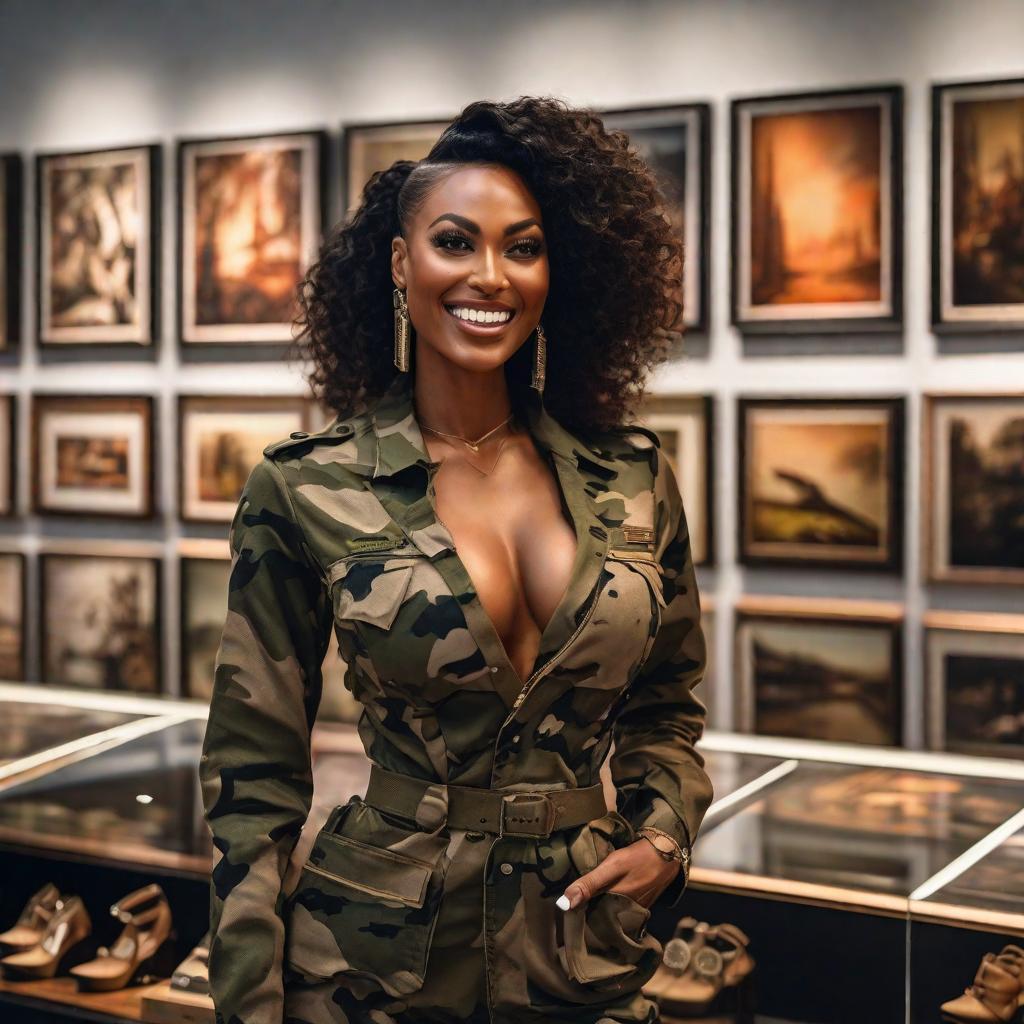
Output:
[417, 411, 512, 452]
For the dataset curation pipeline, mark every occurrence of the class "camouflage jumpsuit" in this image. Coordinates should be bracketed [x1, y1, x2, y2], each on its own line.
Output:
[200, 371, 713, 1024]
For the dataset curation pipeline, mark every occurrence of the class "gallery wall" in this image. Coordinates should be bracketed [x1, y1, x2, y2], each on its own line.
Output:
[0, 0, 1022, 744]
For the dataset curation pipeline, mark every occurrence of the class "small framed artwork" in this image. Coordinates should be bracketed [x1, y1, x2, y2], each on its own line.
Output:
[732, 85, 903, 333]
[1, 153, 22, 350]
[32, 394, 155, 519]
[36, 145, 159, 347]
[39, 549, 162, 693]
[0, 551, 26, 681]
[932, 77, 1024, 331]
[0, 394, 14, 517]
[637, 393, 714, 566]
[178, 395, 312, 522]
[735, 596, 904, 746]
[924, 394, 1024, 585]
[925, 610, 1024, 760]
[601, 104, 710, 333]
[178, 130, 327, 345]
[698, 597, 718, 730]
[342, 118, 450, 219]
[738, 397, 903, 571]
[180, 546, 231, 701]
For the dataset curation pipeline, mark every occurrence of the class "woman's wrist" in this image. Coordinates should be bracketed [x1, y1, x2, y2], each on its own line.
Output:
[636, 825, 689, 867]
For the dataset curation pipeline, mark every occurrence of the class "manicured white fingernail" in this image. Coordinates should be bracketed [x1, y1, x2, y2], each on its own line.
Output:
[556, 894, 571, 911]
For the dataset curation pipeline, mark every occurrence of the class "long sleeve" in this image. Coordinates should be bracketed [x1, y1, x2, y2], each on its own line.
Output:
[199, 456, 333, 1024]
[610, 446, 713, 910]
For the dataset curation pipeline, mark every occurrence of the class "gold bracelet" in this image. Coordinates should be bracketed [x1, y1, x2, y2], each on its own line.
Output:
[636, 826, 687, 865]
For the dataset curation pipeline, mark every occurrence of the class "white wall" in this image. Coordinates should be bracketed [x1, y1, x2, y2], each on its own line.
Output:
[0, 0, 1022, 740]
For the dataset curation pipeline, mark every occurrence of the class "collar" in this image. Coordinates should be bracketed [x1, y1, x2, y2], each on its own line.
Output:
[370, 372, 601, 479]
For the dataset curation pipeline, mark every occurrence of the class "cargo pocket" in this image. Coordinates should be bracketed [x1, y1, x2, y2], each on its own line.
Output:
[328, 552, 419, 631]
[284, 798, 448, 996]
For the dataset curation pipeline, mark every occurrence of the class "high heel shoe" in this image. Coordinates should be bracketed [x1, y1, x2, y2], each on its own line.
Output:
[941, 949, 1024, 1023]
[170, 931, 210, 995]
[0, 895, 92, 980]
[0, 883, 62, 953]
[69, 884, 173, 992]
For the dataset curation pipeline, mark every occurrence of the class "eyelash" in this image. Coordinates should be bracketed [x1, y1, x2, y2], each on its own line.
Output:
[429, 228, 544, 258]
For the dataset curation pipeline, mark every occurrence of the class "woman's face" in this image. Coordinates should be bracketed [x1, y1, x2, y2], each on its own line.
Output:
[391, 163, 549, 374]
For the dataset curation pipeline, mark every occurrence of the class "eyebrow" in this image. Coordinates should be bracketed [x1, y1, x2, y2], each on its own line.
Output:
[427, 212, 542, 236]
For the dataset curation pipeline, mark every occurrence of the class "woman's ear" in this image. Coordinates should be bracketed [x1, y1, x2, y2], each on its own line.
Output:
[391, 235, 408, 290]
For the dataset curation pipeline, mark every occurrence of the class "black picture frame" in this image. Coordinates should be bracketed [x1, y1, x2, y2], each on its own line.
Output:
[35, 144, 160, 349]
[931, 75, 1024, 332]
[600, 102, 711, 334]
[737, 395, 905, 572]
[177, 128, 328, 348]
[38, 549, 164, 695]
[731, 84, 904, 334]
[1, 153, 22, 352]
[31, 393, 156, 520]
[0, 393, 15, 519]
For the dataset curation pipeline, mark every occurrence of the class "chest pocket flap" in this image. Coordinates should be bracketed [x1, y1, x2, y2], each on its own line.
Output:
[328, 553, 420, 631]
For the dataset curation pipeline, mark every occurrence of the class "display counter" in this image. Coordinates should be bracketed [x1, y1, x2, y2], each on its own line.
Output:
[0, 686, 1020, 1024]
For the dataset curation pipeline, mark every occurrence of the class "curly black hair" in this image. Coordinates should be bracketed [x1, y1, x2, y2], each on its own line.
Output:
[290, 95, 684, 435]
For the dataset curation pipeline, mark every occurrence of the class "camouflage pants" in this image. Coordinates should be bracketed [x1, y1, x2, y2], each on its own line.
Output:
[281, 795, 663, 1024]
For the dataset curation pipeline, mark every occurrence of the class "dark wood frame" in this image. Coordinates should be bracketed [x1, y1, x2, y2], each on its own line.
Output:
[176, 128, 329, 348]
[340, 116, 452, 222]
[730, 84, 904, 334]
[179, 552, 231, 700]
[599, 102, 712, 334]
[734, 596, 904, 747]
[922, 392, 1024, 586]
[176, 393, 313, 523]
[931, 75, 1024, 333]
[35, 144, 160, 349]
[1, 153, 22, 351]
[0, 394, 15, 519]
[638, 392, 715, 567]
[737, 396, 904, 572]
[923, 610, 1024, 760]
[31, 393, 156, 519]
[0, 550, 27, 682]
[38, 550, 164, 695]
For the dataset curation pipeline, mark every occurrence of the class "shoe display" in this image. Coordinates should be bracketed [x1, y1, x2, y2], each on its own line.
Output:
[941, 945, 1024, 1023]
[0, 883, 63, 954]
[68, 883, 173, 992]
[0, 895, 92, 980]
[643, 916, 755, 1019]
[169, 930, 210, 995]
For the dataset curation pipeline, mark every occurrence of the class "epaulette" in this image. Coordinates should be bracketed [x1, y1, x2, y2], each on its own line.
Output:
[610, 423, 662, 450]
[263, 420, 356, 460]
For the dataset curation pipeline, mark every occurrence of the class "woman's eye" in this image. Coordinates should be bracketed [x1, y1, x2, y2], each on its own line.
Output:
[429, 230, 544, 258]
[510, 239, 543, 257]
[431, 230, 471, 252]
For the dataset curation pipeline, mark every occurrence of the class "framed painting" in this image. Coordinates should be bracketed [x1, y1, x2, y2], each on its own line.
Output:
[32, 394, 155, 519]
[178, 394, 312, 522]
[734, 596, 904, 746]
[932, 77, 1024, 331]
[0, 394, 14, 517]
[636, 393, 714, 566]
[178, 130, 327, 345]
[732, 85, 903, 333]
[698, 597, 718, 730]
[925, 610, 1024, 760]
[738, 397, 903, 571]
[342, 118, 450, 219]
[39, 549, 162, 693]
[1, 153, 22, 350]
[0, 551, 26, 681]
[601, 103, 710, 333]
[923, 394, 1024, 585]
[36, 145, 159, 347]
[180, 546, 231, 701]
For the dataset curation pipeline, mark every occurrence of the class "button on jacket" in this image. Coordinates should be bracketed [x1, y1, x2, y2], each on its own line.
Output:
[199, 371, 713, 1024]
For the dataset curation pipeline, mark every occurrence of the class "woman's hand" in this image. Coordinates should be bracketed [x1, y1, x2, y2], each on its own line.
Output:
[556, 838, 681, 911]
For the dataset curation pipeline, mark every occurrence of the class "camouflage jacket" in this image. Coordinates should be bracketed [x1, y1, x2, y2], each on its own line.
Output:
[200, 371, 712, 1024]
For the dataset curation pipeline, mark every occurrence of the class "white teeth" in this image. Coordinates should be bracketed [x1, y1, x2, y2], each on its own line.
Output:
[446, 305, 512, 324]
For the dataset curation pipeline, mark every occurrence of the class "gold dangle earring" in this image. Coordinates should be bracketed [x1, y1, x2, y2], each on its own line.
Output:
[531, 323, 547, 392]
[393, 287, 412, 371]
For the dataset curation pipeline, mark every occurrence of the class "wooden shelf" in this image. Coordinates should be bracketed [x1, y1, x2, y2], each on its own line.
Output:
[0, 975, 167, 1022]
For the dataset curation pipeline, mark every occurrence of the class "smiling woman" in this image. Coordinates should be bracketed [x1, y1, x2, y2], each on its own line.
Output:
[202, 94, 711, 1024]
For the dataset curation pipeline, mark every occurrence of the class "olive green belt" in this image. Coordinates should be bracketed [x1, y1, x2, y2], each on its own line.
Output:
[364, 763, 608, 838]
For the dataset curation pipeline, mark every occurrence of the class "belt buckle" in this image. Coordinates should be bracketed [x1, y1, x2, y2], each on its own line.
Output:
[499, 792, 556, 838]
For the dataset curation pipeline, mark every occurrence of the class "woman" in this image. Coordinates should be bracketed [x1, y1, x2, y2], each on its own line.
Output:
[200, 95, 713, 1024]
